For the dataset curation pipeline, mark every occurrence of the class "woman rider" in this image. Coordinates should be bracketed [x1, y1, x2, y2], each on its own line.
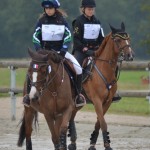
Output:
[23, 0, 86, 107]
[72, 0, 121, 102]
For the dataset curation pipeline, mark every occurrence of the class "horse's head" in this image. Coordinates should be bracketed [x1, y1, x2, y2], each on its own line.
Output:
[27, 49, 62, 101]
[27, 49, 49, 100]
[110, 22, 134, 61]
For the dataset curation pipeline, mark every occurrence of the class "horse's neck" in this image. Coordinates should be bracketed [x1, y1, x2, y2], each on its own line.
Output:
[47, 63, 63, 88]
[95, 36, 118, 80]
[100, 36, 118, 62]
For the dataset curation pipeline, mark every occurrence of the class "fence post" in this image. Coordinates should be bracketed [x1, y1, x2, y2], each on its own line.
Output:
[9, 66, 17, 121]
[148, 63, 150, 104]
[146, 63, 150, 101]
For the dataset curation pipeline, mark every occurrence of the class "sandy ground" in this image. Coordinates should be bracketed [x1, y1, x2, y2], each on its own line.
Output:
[0, 97, 150, 150]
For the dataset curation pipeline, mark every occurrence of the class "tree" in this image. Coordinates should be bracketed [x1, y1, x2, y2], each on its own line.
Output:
[0, 0, 149, 59]
[140, 1, 150, 54]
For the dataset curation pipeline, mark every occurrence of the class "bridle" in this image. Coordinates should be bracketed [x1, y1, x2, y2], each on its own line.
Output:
[28, 60, 48, 87]
[28, 59, 64, 95]
[112, 33, 131, 62]
[89, 33, 132, 94]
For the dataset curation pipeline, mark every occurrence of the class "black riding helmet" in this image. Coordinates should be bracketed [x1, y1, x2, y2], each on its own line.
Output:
[81, 0, 96, 8]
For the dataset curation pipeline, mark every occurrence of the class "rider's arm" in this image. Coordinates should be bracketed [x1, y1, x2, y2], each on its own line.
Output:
[32, 21, 42, 51]
[73, 19, 85, 52]
[61, 18, 72, 52]
[97, 21, 105, 45]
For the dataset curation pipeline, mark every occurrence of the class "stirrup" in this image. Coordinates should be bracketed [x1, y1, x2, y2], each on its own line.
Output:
[75, 94, 86, 107]
[112, 95, 122, 103]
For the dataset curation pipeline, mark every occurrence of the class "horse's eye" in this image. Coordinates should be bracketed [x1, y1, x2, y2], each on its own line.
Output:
[116, 38, 121, 42]
[40, 67, 47, 74]
[28, 67, 32, 73]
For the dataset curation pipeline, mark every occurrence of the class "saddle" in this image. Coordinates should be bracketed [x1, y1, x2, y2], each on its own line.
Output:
[64, 57, 93, 83]
[64, 57, 93, 102]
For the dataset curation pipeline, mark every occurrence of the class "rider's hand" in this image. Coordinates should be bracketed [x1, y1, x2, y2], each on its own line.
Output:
[60, 51, 66, 57]
[85, 50, 95, 56]
[82, 47, 88, 52]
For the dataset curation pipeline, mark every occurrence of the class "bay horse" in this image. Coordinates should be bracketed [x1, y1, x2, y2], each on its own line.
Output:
[17, 49, 75, 150]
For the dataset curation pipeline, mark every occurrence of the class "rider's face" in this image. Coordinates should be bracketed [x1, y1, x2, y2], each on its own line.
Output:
[45, 7, 56, 16]
[84, 7, 95, 17]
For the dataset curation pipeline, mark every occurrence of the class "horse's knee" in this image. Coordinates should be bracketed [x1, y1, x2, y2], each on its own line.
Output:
[60, 126, 68, 134]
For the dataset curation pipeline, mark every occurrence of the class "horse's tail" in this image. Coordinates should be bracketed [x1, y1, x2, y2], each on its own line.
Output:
[17, 110, 38, 147]
[17, 113, 26, 147]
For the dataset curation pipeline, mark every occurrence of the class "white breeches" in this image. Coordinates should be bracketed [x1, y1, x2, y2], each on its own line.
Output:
[65, 52, 82, 75]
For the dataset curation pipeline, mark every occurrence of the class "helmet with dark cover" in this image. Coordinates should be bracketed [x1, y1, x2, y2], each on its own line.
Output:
[41, 0, 60, 8]
[81, 0, 96, 8]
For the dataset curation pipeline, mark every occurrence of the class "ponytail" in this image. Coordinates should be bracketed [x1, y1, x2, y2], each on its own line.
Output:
[56, 9, 67, 18]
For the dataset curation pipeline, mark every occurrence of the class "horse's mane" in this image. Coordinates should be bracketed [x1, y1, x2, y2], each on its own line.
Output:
[95, 33, 111, 57]
[37, 50, 62, 63]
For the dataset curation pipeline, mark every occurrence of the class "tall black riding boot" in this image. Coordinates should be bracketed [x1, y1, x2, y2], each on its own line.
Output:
[112, 65, 122, 103]
[23, 75, 31, 107]
[75, 74, 86, 107]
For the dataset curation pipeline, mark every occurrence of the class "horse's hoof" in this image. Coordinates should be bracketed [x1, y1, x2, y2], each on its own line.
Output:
[88, 146, 96, 150]
[68, 143, 76, 150]
[105, 147, 113, 150]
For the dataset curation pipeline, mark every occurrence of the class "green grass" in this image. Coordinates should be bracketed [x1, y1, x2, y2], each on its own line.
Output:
[81, 98, 150, 116]
[0, 68, 27, 88]
[0, 68, 150, 116]
[118, 70, 149, 90]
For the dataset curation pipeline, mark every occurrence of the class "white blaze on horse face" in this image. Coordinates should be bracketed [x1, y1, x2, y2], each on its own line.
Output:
[126, 40, 132, 51]
[125, 40, 133, 60]
[29, 72, 37, 99]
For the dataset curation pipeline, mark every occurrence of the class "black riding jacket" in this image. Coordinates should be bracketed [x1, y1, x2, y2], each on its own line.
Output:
[32, 13, 71, 51]
[72, 14, 104, 54]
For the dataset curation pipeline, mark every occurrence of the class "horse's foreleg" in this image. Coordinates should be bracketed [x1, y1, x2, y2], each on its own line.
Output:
[93, 100, 112, 150]
[44, 114, 59, 150]
[59, 105, 73, 150]
[88, 119, 100, 150]
[68, 109, 78, 150]
[54, 116, 63, 150]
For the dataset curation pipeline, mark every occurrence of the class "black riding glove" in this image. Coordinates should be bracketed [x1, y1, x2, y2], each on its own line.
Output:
[60, 51, 66, 57]
[85, 50, 95, 56]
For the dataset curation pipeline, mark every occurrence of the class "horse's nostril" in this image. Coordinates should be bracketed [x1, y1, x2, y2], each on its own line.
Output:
[32, 95, 39, 102]
[129, 56, 133, 61]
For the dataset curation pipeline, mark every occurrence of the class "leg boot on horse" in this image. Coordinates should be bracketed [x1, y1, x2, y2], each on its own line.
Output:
[68, 120, 77, 150]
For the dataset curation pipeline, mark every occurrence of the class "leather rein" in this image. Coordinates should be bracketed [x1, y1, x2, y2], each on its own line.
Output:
[28, 59, 65, 96]
[91, 33, 130, 91]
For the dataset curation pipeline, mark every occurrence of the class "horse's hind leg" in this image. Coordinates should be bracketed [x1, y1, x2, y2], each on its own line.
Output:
[17, 107, 36, 150]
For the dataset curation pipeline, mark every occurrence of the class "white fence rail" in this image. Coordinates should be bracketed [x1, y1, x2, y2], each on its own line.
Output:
[0, 60, 150, 120]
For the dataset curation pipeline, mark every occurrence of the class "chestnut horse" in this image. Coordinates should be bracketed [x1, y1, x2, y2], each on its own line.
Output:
[17, 49, 75, 150]
[68, 22, 134, 150]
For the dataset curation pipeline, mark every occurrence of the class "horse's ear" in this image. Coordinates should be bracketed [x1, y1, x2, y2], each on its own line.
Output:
[28, 48, 36, 58]
[109, 24, 116, 34]
[121, 22, 125, 31]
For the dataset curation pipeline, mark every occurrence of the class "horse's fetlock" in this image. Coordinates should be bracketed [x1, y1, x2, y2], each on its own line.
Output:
[102, 131, 111, 146]
[90, 130, 99, 144]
